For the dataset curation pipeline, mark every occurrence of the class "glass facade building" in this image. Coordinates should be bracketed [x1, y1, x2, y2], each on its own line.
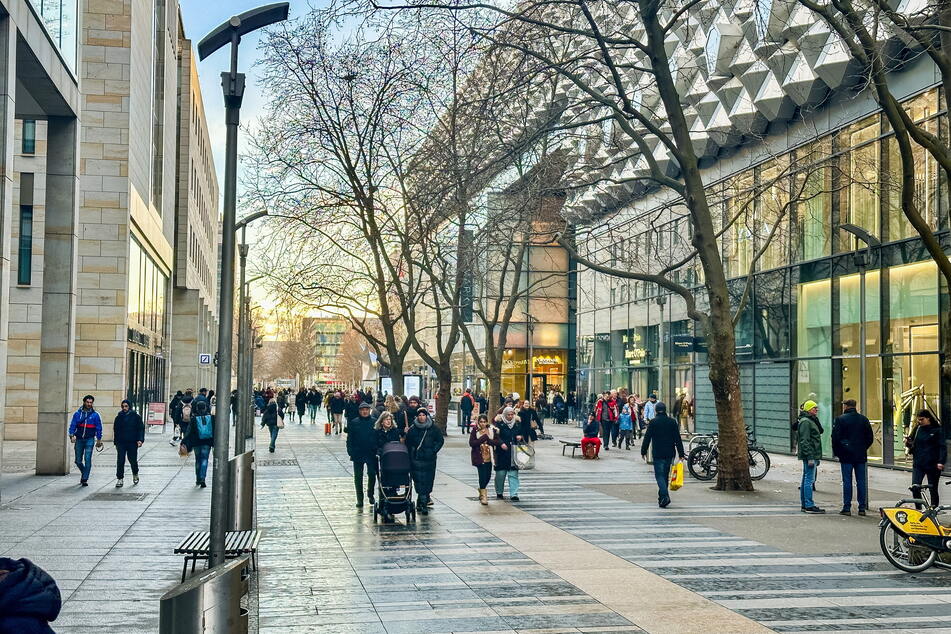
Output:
[575, 88, 948, 467]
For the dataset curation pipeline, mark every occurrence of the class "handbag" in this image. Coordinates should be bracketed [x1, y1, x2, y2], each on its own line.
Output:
[669, 462, 684, 491]
[511, 442, 535, 470]
[277, 416, 285, 429]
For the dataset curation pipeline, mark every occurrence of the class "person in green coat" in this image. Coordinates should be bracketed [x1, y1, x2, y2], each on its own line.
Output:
[797, 400, 825, 514]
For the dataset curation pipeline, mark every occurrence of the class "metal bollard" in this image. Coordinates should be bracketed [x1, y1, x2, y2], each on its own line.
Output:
[159, 555, 250, 633]
[229, 450, 255, 531]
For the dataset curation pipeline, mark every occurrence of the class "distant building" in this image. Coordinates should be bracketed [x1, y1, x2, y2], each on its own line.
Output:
[304, 317, 348, 388]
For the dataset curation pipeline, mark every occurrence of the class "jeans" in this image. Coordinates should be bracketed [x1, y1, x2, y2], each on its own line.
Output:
[913, 466, 941, 507]
[268, 424, 279, 450]
[74, 437, 96, 481]
[801, 460, 820, 508]
[194, 445, 211, 482]
[308, 403, 318, 420]
[476, 463, 492, 489]
[115, 442, 139, 479]
[840, 462, 868, 510]
[495, 469, 520, 496]
[653, 457, 673, 505]
[353, 459, 377, 503]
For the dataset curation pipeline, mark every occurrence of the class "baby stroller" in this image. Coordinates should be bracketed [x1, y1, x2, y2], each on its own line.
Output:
[373, 441, 416, 523]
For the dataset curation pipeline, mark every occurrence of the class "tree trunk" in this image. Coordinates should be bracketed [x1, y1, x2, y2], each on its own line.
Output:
[389, 360, 404, 397]
[705, 304, 754, 491]
[434, 368, 452, 435]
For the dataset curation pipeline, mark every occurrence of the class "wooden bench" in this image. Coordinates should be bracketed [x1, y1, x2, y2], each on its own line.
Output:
[560, 440, 582, 458]
[174, 530, 261, 581]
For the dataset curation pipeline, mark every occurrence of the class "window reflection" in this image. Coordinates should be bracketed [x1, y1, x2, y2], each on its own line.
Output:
[28, 0, 77, 70]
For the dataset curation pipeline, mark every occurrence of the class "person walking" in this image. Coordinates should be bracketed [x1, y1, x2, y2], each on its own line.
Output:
[643, 394, 658, 425]
[295, 387, 307, 424]
[494, 406, 524, 501]
[518, 400, 542, 439]
[375, 411, 402, 449]
[180, 400, 214, 487]
[469, 414, 498, 505]
[169, 390, 184, 445]
[113, 400, 144, 488]
[640, 402, 685, 508]
[179, 390, 195, 440]
[459, 388, 476, 434]
[347, 402, 379, 508]
[567, 391, 577, 423]
[261, 397, 281, 453]
[286, 389, 296, 424]
[617, 404, 634, 450]
[797, 400, 825, 514]
[908, 409, 946, 507]
[330, 390, 347, 434]
[831, 398, 874, 516]
[594, 391, 618, 451]
[68, 395, 103, 487]
[581, 413, 602, 458]
[405, 408, 444, 515]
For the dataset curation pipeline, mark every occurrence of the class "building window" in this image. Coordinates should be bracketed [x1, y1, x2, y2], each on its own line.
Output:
[22, 120, 36, 154]
[17, 205, 32, 285]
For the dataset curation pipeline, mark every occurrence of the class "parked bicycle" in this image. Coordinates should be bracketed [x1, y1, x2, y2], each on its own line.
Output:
[880, 482, 951, 573]
[686, 427, 770, 481]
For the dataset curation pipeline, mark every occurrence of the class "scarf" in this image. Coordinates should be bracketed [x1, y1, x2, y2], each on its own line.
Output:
[500, 415, 517, 428]
[413, 417, 433, 430]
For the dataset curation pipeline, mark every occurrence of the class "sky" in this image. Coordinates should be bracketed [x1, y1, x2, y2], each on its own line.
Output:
[179, 1, 326, 333]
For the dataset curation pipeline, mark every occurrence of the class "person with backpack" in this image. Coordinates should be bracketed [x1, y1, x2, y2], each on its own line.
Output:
[68, 395, 103, 486]
[113, 399, 144, 488]
[405, 407, 444, 514]
[180, 399, 214, 487]
[459, 388, 476, 434]
[179, 390, 195, 442]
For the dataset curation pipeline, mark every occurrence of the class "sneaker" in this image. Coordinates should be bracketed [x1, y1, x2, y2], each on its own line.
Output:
[427, 499, 434, 507]
[510, 495, 519, 502]
[804, 506, 825, 514]
[659, 498, 671, 508]
[858, 509, 867, 516]
[839, 509, 851, 516]
[115, 479, 123, 488]
[133, 475, 139, 485]
[80, 479, 88, 487]
[169, 438, 177, 446]
[199, 481, 207, 488]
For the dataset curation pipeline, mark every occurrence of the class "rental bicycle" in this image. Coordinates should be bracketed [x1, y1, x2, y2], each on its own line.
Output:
[880, 482, 951, 573]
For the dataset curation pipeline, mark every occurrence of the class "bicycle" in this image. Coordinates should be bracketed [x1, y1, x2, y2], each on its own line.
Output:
[880, 482, 951, 573]
[686, 427, 770, 481]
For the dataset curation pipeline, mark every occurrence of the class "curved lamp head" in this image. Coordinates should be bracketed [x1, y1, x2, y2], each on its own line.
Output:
[197, 3, 290, 61]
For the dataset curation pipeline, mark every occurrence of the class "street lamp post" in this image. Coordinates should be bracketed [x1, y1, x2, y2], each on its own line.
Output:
[197, 2, 289, 569]
[234, 211, 268, 456]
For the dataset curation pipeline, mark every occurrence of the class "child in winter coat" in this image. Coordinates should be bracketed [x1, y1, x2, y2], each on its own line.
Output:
[618, 405, 634, 450]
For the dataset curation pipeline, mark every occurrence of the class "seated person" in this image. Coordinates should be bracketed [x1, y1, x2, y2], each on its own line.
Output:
[581, 414, 602, 459]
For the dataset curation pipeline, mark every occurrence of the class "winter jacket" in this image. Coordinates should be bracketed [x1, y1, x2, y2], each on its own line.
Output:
[459, 393, 475, 414]
[308, 391, 322, 406]
[494, 416, 524, 471]
[831, 408, 874, 464]
[796, 412, 823, 461]
[182, 415, 215, 450]
[346, 415, 378, 463]
[518, 407, 541, 431]
[329, 396, 346, 415]
[261, 403, 278, 427]
[405, 420, 444, 464]
[344, 399, 361, 423]
[113, 410, 144, 445]
[469, 425, 499, 466]
[595, 398, 618, 422]
[296, 390, 308, 414]
[641, 414, 685, 461]
[582, 419, 600, 439]
[169, 395, 183, 424]
[911, 423, 947, 470]
[0, 557, 61, 634]
[376, 426, 402, 452]
[644, 400, 657, 421]
[68, 408, 102, 440]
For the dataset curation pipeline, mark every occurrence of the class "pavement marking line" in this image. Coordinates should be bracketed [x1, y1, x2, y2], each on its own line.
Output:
[432, 475, 775, 634]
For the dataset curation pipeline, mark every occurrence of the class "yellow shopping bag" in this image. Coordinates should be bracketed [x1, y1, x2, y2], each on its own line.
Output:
[669, 462, 684, 491]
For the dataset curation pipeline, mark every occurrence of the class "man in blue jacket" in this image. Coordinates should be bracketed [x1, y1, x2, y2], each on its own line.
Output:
[68, 394, 103, 486]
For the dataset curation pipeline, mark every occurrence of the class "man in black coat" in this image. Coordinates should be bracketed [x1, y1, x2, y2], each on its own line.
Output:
[459, 388, 475, 434]
[831, 398, 875, 516]
[346, 402, 378, 508]
[113, 399, 144, 487]
[640, 402, 685, 508]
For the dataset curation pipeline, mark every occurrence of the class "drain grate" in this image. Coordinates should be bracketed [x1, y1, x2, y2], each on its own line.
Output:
[257, 459, 299, 467]
[86, 492, 149, 502]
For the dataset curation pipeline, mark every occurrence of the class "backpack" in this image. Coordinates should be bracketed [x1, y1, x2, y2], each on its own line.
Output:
[584, 443, 598, 459]
[181, 402, 192, 423]
[195, 415, 212, 440]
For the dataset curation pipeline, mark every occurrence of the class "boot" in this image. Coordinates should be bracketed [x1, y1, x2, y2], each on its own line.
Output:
[479, 488, 488, 505]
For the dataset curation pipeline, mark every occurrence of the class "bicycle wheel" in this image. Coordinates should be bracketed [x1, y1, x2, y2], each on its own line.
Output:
[879, 521, 936, 573]
[748, 448, 770, 480]
[687, 445, 717, 481]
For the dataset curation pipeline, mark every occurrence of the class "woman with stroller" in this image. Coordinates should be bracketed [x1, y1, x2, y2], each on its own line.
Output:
[375, 412, 402, 448]
[494, 406, 525, 501]
[405, 408, 444, 515]
[469, 414, 498, 505]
